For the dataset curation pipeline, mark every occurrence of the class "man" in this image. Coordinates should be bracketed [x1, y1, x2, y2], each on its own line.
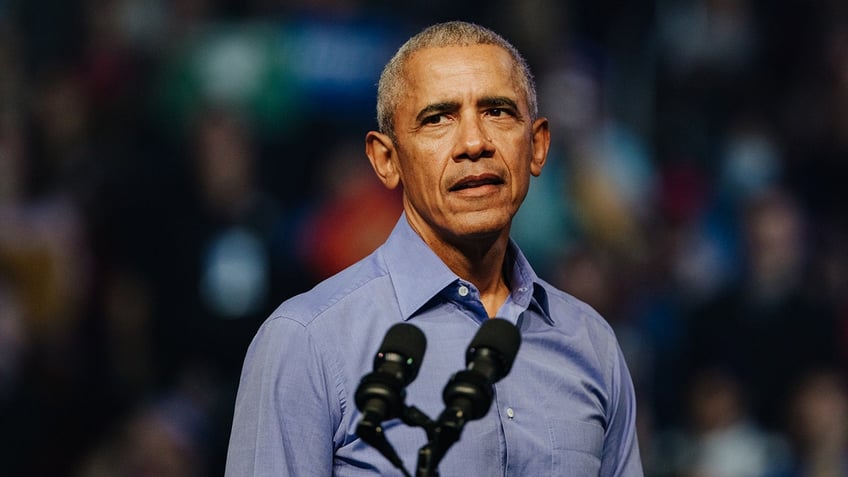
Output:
[226, 21, 643, 476]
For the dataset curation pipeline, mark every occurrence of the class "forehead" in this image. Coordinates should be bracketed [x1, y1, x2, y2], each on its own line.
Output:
[401, 44, 524, 106]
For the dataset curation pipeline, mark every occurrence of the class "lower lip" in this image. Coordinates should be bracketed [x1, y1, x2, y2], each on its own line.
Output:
[451, 183, 502, 197]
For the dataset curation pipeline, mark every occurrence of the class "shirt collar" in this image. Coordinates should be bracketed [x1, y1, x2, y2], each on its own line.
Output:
[505, 237, 552, 324]
[382, 213, 552, 323]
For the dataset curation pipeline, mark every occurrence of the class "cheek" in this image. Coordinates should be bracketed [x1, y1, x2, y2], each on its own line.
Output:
[410, 168, 443, 201]
[399, 145, 446, 189]
[396, 163, 438, 207]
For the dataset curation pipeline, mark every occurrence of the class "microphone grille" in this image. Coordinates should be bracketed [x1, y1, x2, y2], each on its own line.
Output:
[379, 322, 427, 365]
[467, 318, 521, 374]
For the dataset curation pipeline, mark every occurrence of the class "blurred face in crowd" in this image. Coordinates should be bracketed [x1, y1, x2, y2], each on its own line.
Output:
[366, 44, 550, 249]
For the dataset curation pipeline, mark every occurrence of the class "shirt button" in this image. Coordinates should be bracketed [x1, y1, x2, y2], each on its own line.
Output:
[458, 285, 469, 297]
[506, 407, 514, 419]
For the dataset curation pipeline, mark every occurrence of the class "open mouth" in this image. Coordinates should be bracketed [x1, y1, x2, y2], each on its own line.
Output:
[449, 174, 504, 192]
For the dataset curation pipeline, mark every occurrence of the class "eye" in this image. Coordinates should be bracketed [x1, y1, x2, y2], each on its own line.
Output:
[422, 114, 445, 125]
[487, 107, 514, 118]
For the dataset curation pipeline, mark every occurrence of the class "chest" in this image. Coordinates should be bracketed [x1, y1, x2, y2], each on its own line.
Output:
[334, 319, 609, 476]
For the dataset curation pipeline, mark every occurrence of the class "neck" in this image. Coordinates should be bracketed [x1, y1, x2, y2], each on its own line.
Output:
[419, 227, 513, 318]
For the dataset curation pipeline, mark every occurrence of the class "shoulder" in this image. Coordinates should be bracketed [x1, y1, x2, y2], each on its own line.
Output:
[534, 278, 622, 359]
[539, 278, 615, 332]
[269, 248, 392, 328]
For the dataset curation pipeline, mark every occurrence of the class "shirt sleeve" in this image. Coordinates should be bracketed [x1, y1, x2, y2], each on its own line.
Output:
[600, 342, 644, 477]
[225, 316, 338, 476]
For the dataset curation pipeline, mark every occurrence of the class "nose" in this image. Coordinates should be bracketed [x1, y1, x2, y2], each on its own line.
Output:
[453, 115, 495, 161]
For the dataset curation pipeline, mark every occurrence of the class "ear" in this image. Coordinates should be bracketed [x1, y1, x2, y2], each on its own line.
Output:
[365, 131, 401, 189]
[530, 117, 550, 177]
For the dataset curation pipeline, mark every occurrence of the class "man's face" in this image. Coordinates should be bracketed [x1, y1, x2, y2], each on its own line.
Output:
[371, 44, 549, 248]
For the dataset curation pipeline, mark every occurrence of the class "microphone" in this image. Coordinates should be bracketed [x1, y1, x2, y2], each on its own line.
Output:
[355, 322, 427, 423]
[440, 318, 521, 424]
[355, 322, 427, 477]
[416, 318, 521, 476]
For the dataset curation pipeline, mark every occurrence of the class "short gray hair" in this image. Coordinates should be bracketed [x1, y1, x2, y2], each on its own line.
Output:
[376, 21, 538, 140]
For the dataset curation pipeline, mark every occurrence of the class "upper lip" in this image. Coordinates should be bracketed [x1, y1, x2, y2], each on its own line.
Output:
[449, 173, 504, 191]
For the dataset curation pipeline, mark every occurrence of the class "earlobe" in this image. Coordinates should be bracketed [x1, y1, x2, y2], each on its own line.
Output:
[530, 118, 550, 177]
[365, 131, 401, 189]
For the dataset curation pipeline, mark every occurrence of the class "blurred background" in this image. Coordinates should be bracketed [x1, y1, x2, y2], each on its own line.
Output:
[1, 0, 847, 475]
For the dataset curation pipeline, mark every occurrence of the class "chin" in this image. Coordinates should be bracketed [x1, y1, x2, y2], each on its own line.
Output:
[446, 210, 512, 239]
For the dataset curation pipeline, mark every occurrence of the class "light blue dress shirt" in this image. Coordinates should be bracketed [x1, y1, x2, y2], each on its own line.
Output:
[226, 214, 643, 476]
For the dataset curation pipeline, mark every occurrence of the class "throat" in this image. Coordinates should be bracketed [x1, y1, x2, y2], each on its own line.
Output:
[480, 278, 511, 318]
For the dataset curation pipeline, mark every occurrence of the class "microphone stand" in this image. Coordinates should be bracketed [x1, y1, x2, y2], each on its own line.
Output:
[358, 404, 438, 477]
[360, 401, 459, 477]
[414, 397, 471, 477]
[363, 385, 492, 476]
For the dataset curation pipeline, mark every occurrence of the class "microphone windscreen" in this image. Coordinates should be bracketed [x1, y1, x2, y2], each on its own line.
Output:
[467, 318, 521, 374]
[379, 322, 427, 369]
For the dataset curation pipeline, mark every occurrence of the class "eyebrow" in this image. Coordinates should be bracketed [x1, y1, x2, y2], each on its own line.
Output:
[478, 96, 520, 113]
[414, 96, 523, 124]
[415, 101, 460, 123]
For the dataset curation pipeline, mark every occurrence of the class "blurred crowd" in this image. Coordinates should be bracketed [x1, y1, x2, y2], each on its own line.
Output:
[1, 0, 847, 476]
